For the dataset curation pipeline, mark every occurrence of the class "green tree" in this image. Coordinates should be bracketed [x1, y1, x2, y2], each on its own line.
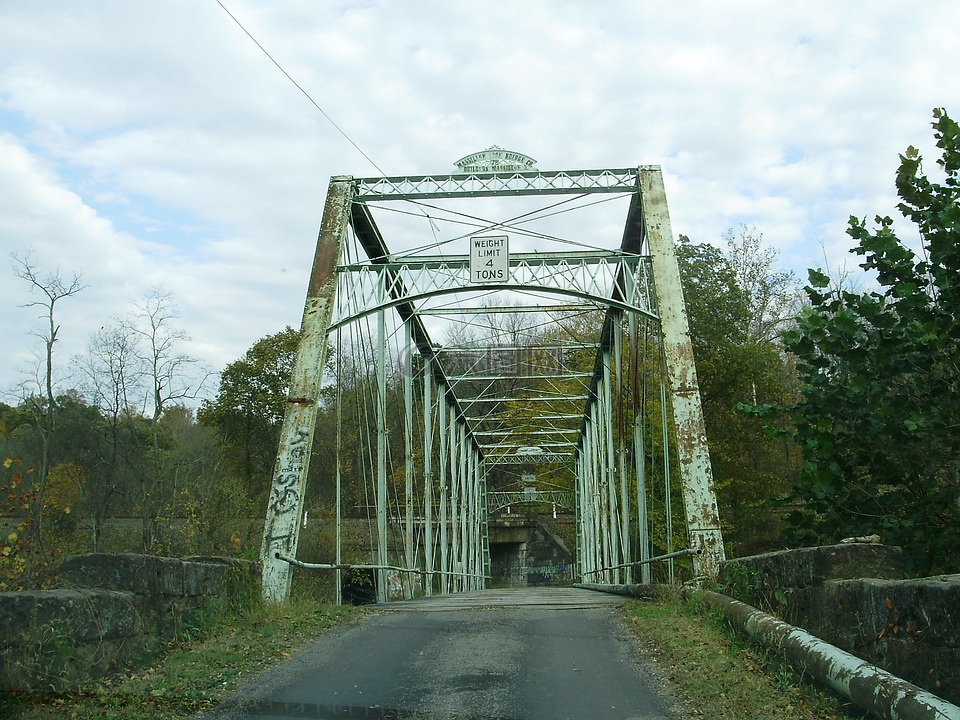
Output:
[783, 109, 960, 574]
[199, 327, 300, 510]
[676, 237, 799, 556]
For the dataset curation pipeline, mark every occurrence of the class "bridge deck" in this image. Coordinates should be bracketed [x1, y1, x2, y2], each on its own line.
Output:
[376, 587, 627, 611]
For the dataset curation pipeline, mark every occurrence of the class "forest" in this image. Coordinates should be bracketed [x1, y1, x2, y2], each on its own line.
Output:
[3, 110, 958, 590]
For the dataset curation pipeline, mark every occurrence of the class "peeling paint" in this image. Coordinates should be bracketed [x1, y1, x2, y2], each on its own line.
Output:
[641, 168, 725, 578]
[260, 178, 352, 604]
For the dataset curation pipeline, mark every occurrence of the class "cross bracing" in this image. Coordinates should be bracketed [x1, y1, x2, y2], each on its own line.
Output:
[259, 166, 726, 604]
[353, 167, 641, 200]
[329, 250, 657, 332]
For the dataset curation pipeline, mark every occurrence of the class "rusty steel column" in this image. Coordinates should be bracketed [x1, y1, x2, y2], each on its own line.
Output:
[260, 176, 352, 603]
[639, 166, 725, 578]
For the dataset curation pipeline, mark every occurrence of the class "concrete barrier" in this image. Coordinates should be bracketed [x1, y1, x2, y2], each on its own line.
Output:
[577, 582, 960, 720]
[0, 553, 258, 691]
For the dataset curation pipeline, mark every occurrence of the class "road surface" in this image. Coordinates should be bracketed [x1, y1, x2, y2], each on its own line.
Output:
[207, 588, 674, 720]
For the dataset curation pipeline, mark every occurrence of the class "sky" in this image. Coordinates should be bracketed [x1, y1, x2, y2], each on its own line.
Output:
[1, 1, 958, 407]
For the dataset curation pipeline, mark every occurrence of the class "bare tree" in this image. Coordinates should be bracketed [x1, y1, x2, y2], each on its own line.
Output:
[75, 322, 144, 551]
[11, 250, 86, 582]
[724, 225, 801, 345]
[128, 289, 210, 550]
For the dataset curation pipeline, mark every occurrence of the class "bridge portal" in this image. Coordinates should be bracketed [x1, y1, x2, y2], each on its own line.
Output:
[260, 165, 724, 603]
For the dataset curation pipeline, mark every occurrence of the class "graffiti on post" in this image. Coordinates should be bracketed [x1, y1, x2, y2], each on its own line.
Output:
[263, 427, 312, 558]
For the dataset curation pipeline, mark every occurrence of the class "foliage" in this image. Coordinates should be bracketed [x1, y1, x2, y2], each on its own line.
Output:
[783, 109, 960, 574]
[199, 326, 300, 510]
[675, 237, 800, 556]
[628, 594, 867, 719]
[0, 457, 56, 591]
[1, 599, 365, 720]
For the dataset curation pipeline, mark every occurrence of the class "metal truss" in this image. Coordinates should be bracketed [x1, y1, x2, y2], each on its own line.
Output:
[353, 167, 640, 201]
[260, 166, 727, 604]
[484, 450, 575, 466]
[330, 250, 657, 331]
[488, 491, 576, 513]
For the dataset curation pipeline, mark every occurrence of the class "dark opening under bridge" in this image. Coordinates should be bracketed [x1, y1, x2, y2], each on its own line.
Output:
[259, 164, 725, 604]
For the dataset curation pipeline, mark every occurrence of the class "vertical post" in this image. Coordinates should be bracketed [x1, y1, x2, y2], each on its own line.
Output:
[615, 316, 632, 584]
[403, 322, 414, 599]
[577, 432, 588, 580]
[260, 176, 352, 604]
[466, 445, 476, 589]
[591, 402, 608, 581]
[449, 411, 460, 591]
[479, 457, 490, 588]
[458, 423, 469, 590]
[438, 393, 449, 593]
[376, 308, 389, 603]
[423, 363, 434, 596]
[640, 166, 725, 578]
[632, 315, 651, 584]
[335, 327, 344, 605]
[602, 350, 619, 584]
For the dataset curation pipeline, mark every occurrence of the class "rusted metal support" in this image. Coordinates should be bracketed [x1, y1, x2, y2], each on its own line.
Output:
[260, 176, 352, 603]
[423, 361, 434, 596]
[403, 320, 414, 600]
[582, 547, 701, 576]
[276, 553, 490, 580]
[640, 166, 725, 578]
[376, 306, 388, 604]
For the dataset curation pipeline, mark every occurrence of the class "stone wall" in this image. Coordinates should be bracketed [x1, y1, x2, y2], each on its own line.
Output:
[0, 554, 258, 692]
[719, 544, 959, 705]
[489, 519, 574, 587]
[0, 588, 147, 692]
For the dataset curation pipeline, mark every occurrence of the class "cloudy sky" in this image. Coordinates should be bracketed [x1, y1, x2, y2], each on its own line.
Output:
[1, 1, 957, 405]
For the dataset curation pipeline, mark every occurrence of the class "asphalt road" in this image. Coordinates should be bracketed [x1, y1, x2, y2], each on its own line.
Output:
[207, 588, 674, 720]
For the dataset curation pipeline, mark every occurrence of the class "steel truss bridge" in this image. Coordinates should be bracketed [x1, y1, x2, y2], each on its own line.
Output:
[260, 166, 725, 603]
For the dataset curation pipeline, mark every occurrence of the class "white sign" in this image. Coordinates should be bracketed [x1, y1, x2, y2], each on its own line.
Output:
[469, 235, 509, 283]
[454, 146, 537, 174]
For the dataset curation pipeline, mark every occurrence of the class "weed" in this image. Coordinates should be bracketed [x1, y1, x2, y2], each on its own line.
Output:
[3, 598, 365, 719]
[626, 593, 868, 720]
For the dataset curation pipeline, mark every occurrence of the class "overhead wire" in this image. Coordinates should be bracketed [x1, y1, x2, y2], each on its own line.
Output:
[218, 1, 668, 591]
[216, 0, 388, 178]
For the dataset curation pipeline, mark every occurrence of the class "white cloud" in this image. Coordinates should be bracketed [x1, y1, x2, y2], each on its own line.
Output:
[1, 0, 959, 399]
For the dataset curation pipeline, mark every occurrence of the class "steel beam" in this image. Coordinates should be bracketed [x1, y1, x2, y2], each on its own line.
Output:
[354, 167, 640, 200]
[640, 167, 725, 578]
[260, 176, 351, 603]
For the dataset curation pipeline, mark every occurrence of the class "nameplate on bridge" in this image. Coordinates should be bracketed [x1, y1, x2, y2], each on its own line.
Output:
[469, 235, 509, 283]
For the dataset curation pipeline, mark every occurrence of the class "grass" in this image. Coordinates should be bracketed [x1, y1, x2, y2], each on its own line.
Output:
[625, 590, 869, 720]
[3, 588, 875, 720]
[1, 599, 366, 720]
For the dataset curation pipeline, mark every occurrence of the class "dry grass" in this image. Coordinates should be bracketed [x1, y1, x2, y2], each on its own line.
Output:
[625, 591, 869, 719]
[1, 599, 366, 720]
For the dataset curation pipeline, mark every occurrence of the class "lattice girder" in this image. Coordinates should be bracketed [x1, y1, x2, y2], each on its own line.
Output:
[330, 251, 657, 331]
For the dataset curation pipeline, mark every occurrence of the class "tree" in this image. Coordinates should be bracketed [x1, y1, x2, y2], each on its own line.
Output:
[128, 289, 210, 551]
[10, 251, 85, 584]
[199, 327, 300, 509]
[783, 109, 960, 574]
[75, 323, 146, 550]
[675, 237, 800, 555]
[724, 225, 800, 346]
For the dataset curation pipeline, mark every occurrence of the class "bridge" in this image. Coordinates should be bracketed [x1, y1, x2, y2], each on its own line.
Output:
[259, 163, 725, 604]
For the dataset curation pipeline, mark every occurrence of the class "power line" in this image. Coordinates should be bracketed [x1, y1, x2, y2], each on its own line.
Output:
[216, 0, 387, 177]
